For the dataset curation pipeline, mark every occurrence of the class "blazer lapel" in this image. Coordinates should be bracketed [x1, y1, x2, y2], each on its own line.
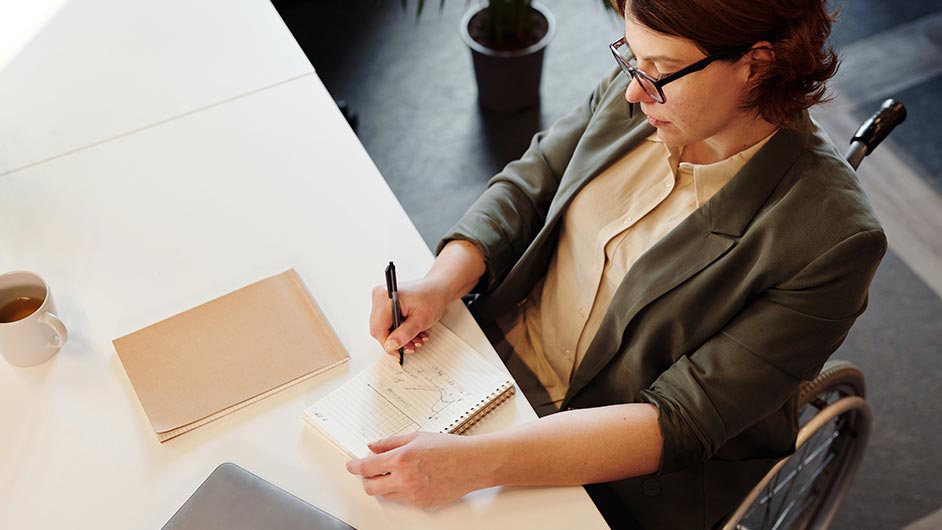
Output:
[519, 100, 652, 269]
[546, 100, 651, 231]
[563, 119, 813, 406]
[471, 100, 653, 323]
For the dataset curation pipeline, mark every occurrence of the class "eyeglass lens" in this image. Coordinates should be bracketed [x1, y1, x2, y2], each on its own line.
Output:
[613, 45, 665, 103]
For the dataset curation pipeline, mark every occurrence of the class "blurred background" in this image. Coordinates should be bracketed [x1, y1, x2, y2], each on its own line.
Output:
[271, 1, 941, 528]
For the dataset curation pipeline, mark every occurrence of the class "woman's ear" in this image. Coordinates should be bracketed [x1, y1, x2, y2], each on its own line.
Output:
[745, 41, 775, 82]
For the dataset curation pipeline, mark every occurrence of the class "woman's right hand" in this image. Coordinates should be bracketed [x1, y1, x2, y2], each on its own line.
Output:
[369, 276, 451, 357]
[370, 240, 487, 357]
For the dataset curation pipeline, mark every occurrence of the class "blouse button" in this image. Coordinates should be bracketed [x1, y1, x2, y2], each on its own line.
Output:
[642, 478, 662, 497]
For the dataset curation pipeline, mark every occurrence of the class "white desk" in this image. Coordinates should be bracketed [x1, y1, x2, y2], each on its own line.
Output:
[0, 3, 609, 529]
[0, 0, 313, 176]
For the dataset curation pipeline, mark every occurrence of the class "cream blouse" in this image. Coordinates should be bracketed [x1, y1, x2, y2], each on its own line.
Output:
[497, 130, 776, 415]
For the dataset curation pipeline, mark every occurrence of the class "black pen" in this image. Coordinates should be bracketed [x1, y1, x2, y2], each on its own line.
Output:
[385, 261, 405, 366]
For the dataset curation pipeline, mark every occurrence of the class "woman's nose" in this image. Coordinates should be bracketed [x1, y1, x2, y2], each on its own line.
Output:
[625, 76, 653, 105]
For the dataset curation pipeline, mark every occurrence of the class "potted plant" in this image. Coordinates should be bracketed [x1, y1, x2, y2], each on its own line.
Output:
[403, 1, 613, 113]
[459, 1, 556, 112]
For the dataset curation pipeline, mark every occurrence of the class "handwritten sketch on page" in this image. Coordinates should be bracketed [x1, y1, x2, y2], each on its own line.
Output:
[304, 324, 514, 458]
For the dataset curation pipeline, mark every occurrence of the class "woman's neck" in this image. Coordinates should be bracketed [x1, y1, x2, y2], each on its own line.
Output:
[680, 115, 779, 165]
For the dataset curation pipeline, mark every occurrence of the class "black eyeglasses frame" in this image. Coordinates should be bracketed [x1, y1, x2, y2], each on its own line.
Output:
[609, 36, 753, 105]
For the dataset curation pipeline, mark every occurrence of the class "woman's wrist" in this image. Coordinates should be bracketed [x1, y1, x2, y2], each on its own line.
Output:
[426, 240, 486, 302]
[454, 433, 503, 492]
[422, 270, 462, 307]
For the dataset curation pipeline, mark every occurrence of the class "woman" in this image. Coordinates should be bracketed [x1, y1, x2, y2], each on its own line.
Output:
[347, 0, 886, 528]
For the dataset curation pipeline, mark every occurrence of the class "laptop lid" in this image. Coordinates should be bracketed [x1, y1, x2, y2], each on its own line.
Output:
[162, 463, 356, 530]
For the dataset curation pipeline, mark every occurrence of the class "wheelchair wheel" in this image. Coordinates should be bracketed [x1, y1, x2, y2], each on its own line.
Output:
[722, 360, 871, 530]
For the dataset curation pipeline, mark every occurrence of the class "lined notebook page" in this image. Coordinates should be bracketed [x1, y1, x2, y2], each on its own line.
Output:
[303, 323, 514, 458]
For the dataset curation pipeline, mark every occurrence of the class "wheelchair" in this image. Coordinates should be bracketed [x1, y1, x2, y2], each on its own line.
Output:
[722, 99, 908, 530]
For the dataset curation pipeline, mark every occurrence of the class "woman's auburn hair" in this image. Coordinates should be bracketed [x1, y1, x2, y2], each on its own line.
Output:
[610, 0, 840, 127]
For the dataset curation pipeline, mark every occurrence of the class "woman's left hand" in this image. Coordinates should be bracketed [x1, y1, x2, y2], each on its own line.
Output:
[345, 432, 489, 509]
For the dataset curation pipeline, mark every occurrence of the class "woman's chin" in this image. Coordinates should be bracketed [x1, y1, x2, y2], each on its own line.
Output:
[655, 127, 683, 147]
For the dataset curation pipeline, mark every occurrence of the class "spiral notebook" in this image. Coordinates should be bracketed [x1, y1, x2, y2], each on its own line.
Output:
[303, 323, 515, 458]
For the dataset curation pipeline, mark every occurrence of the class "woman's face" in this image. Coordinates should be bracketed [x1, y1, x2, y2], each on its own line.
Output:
[623, 16, 755, 148]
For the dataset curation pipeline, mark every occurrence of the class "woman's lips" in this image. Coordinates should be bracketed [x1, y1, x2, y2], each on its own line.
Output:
[646, 115, 669, 127]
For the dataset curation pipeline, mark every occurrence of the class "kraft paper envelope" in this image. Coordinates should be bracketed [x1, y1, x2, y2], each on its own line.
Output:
[114, 269, 349, 442]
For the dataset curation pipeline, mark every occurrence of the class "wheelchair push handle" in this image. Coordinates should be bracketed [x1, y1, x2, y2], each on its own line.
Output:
[853, 99, 907, 152]
[845, 99, 907, 170]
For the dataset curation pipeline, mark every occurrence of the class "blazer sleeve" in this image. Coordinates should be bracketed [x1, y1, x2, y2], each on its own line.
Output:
[436, 67, 622, 293]
[639, 228, 887, 474]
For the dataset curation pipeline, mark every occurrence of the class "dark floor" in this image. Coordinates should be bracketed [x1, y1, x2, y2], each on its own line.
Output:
[828, 0, 942, 47]
[856, 73, 942, 196]
[273, 1, 942, 528]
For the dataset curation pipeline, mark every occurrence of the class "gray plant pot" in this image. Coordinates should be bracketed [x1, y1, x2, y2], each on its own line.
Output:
[460, 1, 556, 113]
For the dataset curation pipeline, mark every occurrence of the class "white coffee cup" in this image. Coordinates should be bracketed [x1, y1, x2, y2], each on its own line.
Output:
[0, 271, 69, 367]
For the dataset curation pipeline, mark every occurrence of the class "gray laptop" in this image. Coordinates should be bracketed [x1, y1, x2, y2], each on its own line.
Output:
[162, 463, 357, 530]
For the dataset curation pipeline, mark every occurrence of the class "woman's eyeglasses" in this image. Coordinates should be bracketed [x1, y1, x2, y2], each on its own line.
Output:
[609, 36, 753, 105]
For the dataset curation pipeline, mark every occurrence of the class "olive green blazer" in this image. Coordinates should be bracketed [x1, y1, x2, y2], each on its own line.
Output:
[438, 68, 886, 530]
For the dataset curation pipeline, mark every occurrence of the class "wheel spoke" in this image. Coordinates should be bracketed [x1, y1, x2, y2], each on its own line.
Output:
[760, 472, 776, 529]
[745, 424, 846, 527]
[802, 429, 839, 467]
[734, 385, 866, 530]
[772, 419, 840, 523]
[766, 425, 821, 522]
[784, 485, 820, 530]
[770, 496, 797, 530]
[796, 451, 837, 499]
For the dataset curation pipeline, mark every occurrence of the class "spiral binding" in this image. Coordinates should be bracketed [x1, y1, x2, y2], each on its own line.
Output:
[442, 381, 516, 435]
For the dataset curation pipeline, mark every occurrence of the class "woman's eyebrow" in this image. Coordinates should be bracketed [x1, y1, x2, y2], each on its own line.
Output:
[623, 38, 686, 67]
[637, 53, 685, 67]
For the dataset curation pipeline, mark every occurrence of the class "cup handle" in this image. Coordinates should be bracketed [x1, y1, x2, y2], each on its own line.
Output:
[39, 312, 69, 349]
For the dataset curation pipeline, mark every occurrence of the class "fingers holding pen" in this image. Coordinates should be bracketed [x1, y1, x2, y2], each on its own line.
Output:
[369, 285, 393, 341]
[403, 331, 431, 355]
[416, 331, 430, 346]
[370, 277, 447, 356]
[370, 284, 429, 355]
[389, 332, 430, 355]
[383, 319, 429, 355]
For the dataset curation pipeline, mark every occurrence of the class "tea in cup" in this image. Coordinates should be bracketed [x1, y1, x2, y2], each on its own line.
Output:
[0, 271, 68, 367]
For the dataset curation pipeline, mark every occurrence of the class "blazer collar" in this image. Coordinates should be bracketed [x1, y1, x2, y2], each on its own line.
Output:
[707, 116, 812, 237]
[548, 107, 812, 240]
[545, 99, 652, 229]
[562, 113, 813, 407]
